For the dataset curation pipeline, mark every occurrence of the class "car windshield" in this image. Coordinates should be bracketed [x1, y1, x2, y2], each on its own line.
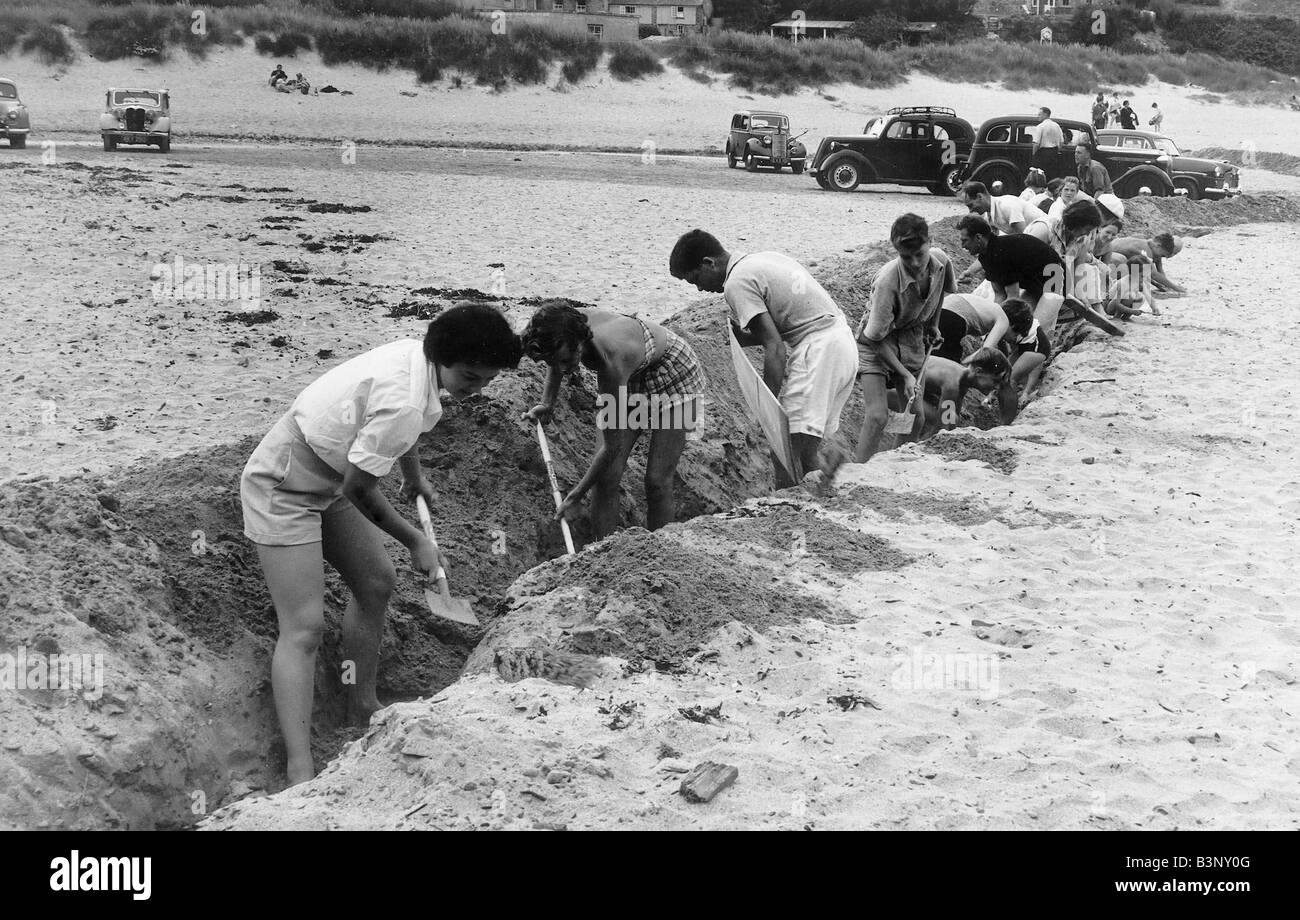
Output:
[0, 83, 17, 99]
[113, 91, 160, 106]
[1155, 136, 1181, 156]
[749, 115, 785, 131]
[863, 117, 884, 138]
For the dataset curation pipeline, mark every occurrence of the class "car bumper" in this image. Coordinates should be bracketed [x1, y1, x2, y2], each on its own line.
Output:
[0, 126, 29, 136]
[1202, 184, 1242, 198]
[103, 131, 168, 144]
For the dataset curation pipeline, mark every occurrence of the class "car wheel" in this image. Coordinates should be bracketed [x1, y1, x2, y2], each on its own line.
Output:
[1174, 178, 1200, 200]
[158, 138, 170, 153]
[815, 171, 831, 190]
[726, 145, 736, 169]
[102, 136, 115, 151]
[822, 153, 861, 192]
[744, 152, 758, 172]
[791, 160, 805, 175]
[9, 135, 25, 150]
[931, 164, 961, 197]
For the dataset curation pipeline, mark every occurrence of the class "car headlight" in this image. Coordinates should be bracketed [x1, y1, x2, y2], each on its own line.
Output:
[1213, 165, 1224, 176]
[762, 137, 771, 146]
[5, 112, 14, 121]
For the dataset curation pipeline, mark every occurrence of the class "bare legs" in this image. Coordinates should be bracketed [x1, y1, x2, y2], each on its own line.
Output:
[257, 504, 395, 787]
[589, 425, 687, 539]
[853, 373, 890, 464]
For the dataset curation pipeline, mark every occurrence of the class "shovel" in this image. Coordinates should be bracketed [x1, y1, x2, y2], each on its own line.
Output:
[535, 422, 576, 556]
[885, 347, 934, 435]
[414, 495, 478, 626]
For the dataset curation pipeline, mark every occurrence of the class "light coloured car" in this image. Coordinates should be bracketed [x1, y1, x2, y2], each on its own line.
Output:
[0, 78, 31, 150]
[100, 88, 171, 153]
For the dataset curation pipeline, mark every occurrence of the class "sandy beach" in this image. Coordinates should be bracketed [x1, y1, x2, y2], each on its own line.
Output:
[1, 42, 1298, 832]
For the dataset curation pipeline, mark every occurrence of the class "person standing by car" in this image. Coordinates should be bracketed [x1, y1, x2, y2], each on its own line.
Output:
[1149, 102, 1164, 132]
[1032, 106, 1065, 180]
[1075, 144, 1113, 198]
[1119, 100, 1139, 130]
[1091, 93, 1108, 130]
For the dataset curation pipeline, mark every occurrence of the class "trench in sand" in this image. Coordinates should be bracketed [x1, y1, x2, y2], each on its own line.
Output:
[1, 194, 1284, 830]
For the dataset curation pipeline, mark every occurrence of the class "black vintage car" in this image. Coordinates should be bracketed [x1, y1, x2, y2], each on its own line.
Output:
[1097, 129, 1241, 200]
[962, 115, 1174, 198]
[807, 106, 974, 196]
[726, 111, 808, 174]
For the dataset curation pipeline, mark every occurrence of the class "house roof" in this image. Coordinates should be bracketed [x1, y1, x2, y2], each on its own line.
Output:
[770, 19, 855, 28]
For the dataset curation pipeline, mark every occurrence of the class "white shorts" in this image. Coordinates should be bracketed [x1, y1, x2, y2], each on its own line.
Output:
[781, 322, 857, 439]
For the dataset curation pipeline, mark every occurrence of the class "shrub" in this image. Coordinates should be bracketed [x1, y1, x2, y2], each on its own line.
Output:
[639, 24, 660, 39]
[255, 31, 313, 57]
[328, 0, 461, 17]
[609, 42, 664, 80]
[560, 42, 602, 83]
[84, 7, 173, 61]
[20, 23, 75, 65]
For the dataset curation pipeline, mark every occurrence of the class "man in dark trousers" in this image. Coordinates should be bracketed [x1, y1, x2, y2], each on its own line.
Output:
[1032, 106, 1065, 180]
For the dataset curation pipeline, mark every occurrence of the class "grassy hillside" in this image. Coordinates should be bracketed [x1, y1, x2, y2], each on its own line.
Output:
[0, 0, 1293, 96]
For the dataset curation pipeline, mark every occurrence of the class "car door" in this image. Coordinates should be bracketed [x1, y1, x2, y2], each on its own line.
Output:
[913, 121, 944, 182]
[876, 118, 915, 180]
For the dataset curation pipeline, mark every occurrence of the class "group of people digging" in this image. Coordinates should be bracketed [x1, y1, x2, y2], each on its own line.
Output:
[240, 196, 1187, 784]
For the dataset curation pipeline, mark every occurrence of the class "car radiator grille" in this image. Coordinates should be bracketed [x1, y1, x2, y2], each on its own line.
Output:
[125, 108, 147, 132]
[772, 135, 788, 161]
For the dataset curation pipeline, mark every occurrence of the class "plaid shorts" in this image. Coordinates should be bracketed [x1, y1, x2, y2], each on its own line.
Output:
[626, 327, 706, 431]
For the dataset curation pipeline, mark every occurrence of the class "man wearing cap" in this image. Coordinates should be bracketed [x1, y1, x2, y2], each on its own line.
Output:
[1032, 106, 1065, 180]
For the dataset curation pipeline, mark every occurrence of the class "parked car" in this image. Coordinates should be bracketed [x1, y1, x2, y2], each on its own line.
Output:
[808, 106, 974, 196]
[1097, 129, 1240, 200]
[962, 115, 1174, 198]
[100, 88, 171, 153]
[0, 78, 30, 150]
[726, 111, 808, 174]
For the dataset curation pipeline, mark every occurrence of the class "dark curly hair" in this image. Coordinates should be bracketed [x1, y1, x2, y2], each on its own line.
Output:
[1001, 297, 1035, 336]
[520, 299, 593, 363]
[423, 301, 522, 369]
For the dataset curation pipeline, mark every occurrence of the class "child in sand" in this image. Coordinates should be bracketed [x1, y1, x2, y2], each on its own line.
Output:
[918, 347, 1015, 435]
[240, 303, 522, 785]
[670, 229, 857, 489]
[1110, 232, 1186, 294]
[521, 300, 706, 541]
[854, 213, 957, 462]
[999, 296, 1051, 403]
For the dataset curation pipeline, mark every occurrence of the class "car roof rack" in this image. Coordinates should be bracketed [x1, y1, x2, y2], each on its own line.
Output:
[887, 106, 956, 118]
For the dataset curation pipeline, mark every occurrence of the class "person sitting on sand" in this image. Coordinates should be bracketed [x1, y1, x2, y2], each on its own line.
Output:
[918, 346, 1016, 435]
[999, 296, 1051, 403]
[1109, 232, 1187, 294]
[670, 229, 856, 489]
[956, 214, 1066, 331]
[1044, 200, 1104, 318]
[1104, 271, 1157, 320]
[239, 303, 521, 786]
[853, 213, 956, 462]
[1031, 177, 1064, 214]
[935, 292, 1010, 364]
[521, 300, 706, 541]
[269, 64, 288, 87]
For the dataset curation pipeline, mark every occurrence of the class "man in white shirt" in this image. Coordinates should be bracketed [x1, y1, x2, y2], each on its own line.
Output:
[962, 181, 1050, 235]
[1032, 106, 1065, 180]
[670, 229, 857, 489]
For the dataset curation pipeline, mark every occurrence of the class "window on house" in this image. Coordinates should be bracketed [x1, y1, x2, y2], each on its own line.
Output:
[588, 23, 602, 35]
[676, 5, 685, 17]
[576, 1, 587, 10]
[624, 5, 636, 13]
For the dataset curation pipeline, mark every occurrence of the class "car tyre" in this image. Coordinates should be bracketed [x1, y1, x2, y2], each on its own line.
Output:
[744, 151, 758, 172]
[726, 145, 736, 169]
[9, 135, 25, 150]
[822, 153, 862, 192]
[815, 171, 831, 190]
[1174, 177, 1200, 200]
[928, 163, 961, 196]
[791, 160, 805, 175]
[102, 135, 116, 151]
[158, 138, 170, 153]
[977, 165, 1019, 196]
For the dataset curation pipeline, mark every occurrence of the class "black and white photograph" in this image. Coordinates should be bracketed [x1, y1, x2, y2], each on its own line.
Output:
[0, 0, 1294, 872]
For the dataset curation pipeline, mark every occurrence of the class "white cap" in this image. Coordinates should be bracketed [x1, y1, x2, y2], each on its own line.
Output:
[1096, 193, 1124, 219]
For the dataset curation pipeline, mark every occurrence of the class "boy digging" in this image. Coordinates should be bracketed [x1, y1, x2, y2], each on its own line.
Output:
[855, 213, 957, 462]
[670, 229, 857, 489]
